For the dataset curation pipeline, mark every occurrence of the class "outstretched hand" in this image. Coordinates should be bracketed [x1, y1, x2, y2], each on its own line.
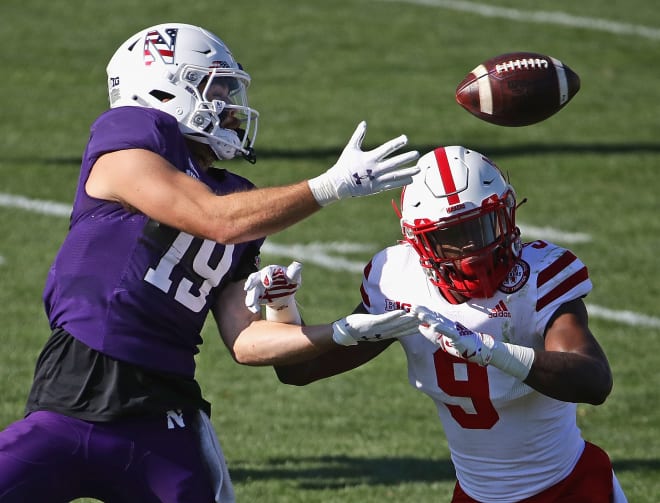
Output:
[308, 121, 420, 206]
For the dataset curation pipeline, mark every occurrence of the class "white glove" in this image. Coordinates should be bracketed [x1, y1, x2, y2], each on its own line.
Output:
[411, 305, 535, 380]
[307, 121, 420, 206]
[332, 310, 420, 346]
[244, 261, 303, 323]
[412, 305, 494, 364]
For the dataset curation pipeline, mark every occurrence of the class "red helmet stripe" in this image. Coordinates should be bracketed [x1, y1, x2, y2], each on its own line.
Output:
[434, 148, 461, 205]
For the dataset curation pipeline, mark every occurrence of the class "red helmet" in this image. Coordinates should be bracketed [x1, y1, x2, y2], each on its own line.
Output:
[397, 146, 521, 301]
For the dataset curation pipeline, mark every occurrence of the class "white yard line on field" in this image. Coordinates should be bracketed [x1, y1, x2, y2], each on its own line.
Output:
[0, 193, 71, 217]
[262, 241, 372, 273]
[518, 224, 591, 244]
[378, 0, 660, 40]
[1, 191, 658, 329]
[587, 305, 660, 329]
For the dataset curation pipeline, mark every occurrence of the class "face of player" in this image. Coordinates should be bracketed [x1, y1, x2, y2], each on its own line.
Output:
[426, 212, 501, 260]
[200, 76, 230, 100]
[198, 76, 242, 130]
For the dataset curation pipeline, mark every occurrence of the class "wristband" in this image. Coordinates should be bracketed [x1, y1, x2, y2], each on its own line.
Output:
[265, 298, 302, 325]
[331, 320, 358, 346]
[489, 342, 535, 380]
[307, 174, 340, 207]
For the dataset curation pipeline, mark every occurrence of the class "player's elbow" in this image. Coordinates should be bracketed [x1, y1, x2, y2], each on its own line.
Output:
[585, 362, 613, 405]
[223, 339, 267, 367]
[230, 347, 271, 367]
[274, 364, 315, 386]
[202, 221, 248, 245]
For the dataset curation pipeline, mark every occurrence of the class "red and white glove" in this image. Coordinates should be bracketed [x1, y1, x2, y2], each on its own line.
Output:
[332, 310, 420, 346]
[244, 261, 303, 323]
[411, 305, 535, 380]
[307, 121, 420, 206]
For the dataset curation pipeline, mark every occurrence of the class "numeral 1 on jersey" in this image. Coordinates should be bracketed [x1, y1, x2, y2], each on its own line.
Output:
[144, 231, 234, 312]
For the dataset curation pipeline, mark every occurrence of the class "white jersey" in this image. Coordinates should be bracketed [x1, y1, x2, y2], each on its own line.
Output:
[360, 239, 593, 502]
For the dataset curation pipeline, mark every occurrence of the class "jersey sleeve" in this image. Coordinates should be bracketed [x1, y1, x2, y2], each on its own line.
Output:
[359, 251, 388, 315]
[228, 241, 262, 282]
[530, 242, 592, 335]
[359, 245, 420, 315]
[86, 107, 177, 163]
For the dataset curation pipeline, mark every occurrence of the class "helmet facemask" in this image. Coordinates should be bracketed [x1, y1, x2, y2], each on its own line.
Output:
[398, 146, 521, 301]
[403, 191, 519, 299]
[176, 64, 258, 162]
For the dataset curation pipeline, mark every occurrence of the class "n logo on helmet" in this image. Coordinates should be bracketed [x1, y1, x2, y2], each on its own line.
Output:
[143, 28, 178, 66]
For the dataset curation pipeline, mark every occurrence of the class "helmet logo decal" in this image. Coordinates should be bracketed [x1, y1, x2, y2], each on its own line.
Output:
[211, 60, 232, 69]
[143, 28, 178, 66]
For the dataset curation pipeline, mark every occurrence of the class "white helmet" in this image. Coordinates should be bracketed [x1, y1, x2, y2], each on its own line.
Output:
[397, 146, 521, 300]
[106, 23, 259, 162]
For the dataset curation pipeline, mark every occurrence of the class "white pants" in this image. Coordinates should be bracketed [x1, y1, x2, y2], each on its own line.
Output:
[612, 471, 627, 502]
[193, 410, 236, 503]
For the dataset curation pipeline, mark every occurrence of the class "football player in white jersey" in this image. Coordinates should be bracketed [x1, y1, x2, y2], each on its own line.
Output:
[265, 146, 627, 502]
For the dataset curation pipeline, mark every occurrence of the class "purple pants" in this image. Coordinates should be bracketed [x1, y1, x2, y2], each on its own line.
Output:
[0, 410, 215, 502]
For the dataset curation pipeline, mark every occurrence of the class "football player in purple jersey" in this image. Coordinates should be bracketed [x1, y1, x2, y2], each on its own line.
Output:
[0, 23, 420, 502]
[269, 147, 627, 502]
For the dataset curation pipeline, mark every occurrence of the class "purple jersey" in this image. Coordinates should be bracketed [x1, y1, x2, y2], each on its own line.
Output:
[43, 107, 263, 378]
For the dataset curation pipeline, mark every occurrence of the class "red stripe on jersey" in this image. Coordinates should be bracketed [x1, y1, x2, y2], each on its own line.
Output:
[434, 148, 460, 206]
[363, 260, 373, 279]
[536, 266, 589, 312]
[537, 250, 578, 288]
[360, 283, 371, 308]
[360, 260, 374, 308]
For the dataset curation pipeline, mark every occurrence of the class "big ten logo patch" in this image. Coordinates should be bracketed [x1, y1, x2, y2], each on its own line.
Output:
[385, 299, 411, 312]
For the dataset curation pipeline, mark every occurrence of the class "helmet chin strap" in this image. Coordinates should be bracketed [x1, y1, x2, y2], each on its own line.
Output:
[183, 130, 239, 160]
[432, 258, 499, 303]
[234, 128, 256, 163]
[184, 127, 257, 164]
[427, 262, 465, 304]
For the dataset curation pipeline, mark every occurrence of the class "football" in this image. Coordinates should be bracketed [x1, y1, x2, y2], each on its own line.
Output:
[455, 52, 580, 126]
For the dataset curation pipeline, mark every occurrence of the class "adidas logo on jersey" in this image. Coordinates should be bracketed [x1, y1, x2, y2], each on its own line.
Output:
[488, 300, 511, 318]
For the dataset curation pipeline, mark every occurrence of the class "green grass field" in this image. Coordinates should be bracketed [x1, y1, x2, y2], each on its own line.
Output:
[2, 0, 659, 501]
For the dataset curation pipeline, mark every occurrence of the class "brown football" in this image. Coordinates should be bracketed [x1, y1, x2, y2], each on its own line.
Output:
[455, 52, 580, 126]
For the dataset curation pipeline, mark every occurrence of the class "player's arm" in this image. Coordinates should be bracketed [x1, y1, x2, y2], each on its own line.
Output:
[211, 280, 337, 366]
[414, 298, 612, 405]
[524, 298, 613, 405]
[273, 304, 397, 386]
[274, 337, 396, 385]
[86, 122, 419, 244]
[212, 284, 414, 367]
[86, 148, 322, 244]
